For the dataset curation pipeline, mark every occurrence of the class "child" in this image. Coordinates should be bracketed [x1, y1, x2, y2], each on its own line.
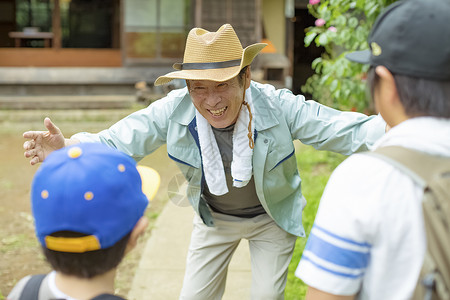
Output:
[8, 143, 153, 299]
[295, 0, 450, 299]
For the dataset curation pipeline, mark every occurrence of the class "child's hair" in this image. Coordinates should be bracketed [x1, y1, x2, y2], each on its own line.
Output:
[367, 67, 450, 118]
[42, 231, 131, 278]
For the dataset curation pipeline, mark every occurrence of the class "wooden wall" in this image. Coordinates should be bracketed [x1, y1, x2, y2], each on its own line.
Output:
[0, 49, 122, 67]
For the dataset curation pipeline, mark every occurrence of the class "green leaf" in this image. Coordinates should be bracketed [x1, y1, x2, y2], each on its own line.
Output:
[355, 0, 365, 9]
[323, 10, 332, 20]
[348, 17, 358, 28]
[336, 63, 345, 77]
[318, 2, 329, 15]
[343, 87, 351, 99]
[304, 32, 318, 47]
[365, 2, 380, 18]
[335, 15, 347, 26]
[340, 28, 352, 42]
[330, 79, 339, 92]
[355, 26, 366, 42]
[317, 33, 329, 45]
[320, 74, 331, 84]
[334, 89, 341, 99]
[311, 57, 323, 69]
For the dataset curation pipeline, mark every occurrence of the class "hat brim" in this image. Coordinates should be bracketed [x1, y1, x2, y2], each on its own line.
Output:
[345, 50, 371, 64]
[155, 43, 267, 86]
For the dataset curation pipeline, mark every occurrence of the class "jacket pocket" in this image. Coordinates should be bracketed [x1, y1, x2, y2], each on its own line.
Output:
[265, 142, 296, 173]
[264, 147, 300, 204]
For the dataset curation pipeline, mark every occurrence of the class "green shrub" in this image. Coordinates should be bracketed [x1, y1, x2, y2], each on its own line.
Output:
[302, 0, 398, 112]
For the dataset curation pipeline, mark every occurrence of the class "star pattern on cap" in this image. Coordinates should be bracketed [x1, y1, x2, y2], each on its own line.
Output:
[84, 191, 94, 201]
[41, 190, 49, 199]
[68, 146, 83, 159]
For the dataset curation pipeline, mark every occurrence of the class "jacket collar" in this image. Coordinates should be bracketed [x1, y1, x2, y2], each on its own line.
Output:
[169, 87, 196, 126]
[250, 82, 279, 131]
[168, 82, 279, 131]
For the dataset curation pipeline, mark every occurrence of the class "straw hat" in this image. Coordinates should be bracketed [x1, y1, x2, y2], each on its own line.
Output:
[154, 24, 267, 86]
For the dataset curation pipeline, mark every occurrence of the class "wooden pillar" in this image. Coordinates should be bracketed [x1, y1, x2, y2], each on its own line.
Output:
[120, 0, 125, 65]
[195, 0, 202, 27]
[226, 0, 232, 23]
[286, 0, 295, 78]
[255, 0, 262, 42]
[52, 0, 61, 49]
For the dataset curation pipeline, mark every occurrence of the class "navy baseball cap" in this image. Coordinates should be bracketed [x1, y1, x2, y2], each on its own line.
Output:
[31, 143, 150, 253]
[346, 0, 450, 80]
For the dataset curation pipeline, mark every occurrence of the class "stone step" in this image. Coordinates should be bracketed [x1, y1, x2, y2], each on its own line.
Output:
[0, 84, 137, 97]
[0, 66, 174, 97]
[0, 67, 185, 98]
[0, 95, 137, 110]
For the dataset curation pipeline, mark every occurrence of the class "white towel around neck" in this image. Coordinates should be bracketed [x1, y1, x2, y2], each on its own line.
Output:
[195, 87, 255, 196]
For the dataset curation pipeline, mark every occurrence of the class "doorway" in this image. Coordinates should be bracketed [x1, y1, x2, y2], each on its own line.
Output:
[292, 7, 324, 97]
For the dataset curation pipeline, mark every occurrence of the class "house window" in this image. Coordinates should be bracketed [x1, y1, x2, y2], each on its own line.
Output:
[124, 0, 192, 64]
[7, 0, 52, 47]
[60, 0, 120, 48]
[0, 0, 120, 49]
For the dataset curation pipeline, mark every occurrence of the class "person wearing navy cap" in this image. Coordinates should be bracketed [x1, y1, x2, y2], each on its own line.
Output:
[296, 0, 450, 299]
[7, 143, 155, 300]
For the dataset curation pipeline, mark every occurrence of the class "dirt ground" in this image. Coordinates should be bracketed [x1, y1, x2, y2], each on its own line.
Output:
[0, 109, 179, 298]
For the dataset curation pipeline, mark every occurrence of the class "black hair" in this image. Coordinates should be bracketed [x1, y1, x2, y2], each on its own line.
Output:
[367, 67, 450, 118]
[42, 231, 131, 278]
[237, 66, 249, 87]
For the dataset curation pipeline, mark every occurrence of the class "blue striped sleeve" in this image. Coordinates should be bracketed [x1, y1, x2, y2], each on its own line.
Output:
[300, 225, 371, 279]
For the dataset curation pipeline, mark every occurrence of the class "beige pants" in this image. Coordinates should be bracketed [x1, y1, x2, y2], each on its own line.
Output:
[179, 212, 297, 300]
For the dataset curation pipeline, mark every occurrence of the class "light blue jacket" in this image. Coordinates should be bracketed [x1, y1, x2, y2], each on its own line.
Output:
[73, 81, 385, 236]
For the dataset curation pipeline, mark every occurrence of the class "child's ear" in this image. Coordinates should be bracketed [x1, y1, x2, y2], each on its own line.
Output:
[375, 66, 397, 98]
[375, 65, 409, 126]
[125, 216, 149, 254]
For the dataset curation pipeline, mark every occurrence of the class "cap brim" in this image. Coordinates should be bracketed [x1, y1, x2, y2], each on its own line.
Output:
[137, 166, 160, 201]
[345, 50, 371, 64]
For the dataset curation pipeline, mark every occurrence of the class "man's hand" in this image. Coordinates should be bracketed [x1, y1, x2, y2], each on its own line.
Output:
[23, 117, 67, 165]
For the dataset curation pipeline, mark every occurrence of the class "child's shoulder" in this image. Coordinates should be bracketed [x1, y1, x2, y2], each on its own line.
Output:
[7, 274, 38, 300]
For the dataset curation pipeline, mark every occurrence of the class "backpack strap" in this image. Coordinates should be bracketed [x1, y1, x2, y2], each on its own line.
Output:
[369, 145, 450, 187]
[368, 145, 450, 300]
[369, 146, 450, 219]
[90, 294, 126, 300]
[19, 274, 46, 300]
[17, 274, 124, 300]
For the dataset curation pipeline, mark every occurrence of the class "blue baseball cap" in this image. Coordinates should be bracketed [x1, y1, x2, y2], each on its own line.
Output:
[31, 143, 150, 253]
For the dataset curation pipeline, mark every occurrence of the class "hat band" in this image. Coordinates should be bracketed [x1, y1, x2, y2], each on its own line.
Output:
[180, 59, 241, 70]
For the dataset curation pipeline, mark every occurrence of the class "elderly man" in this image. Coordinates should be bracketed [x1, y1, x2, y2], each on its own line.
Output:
[23, 24, 385, 300]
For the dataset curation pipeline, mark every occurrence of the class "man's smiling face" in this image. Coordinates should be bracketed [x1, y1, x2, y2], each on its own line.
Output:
[188, 69, 251, 128]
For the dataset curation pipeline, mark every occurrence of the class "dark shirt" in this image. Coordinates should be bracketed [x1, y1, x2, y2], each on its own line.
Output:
[202, 124, 266, 218]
